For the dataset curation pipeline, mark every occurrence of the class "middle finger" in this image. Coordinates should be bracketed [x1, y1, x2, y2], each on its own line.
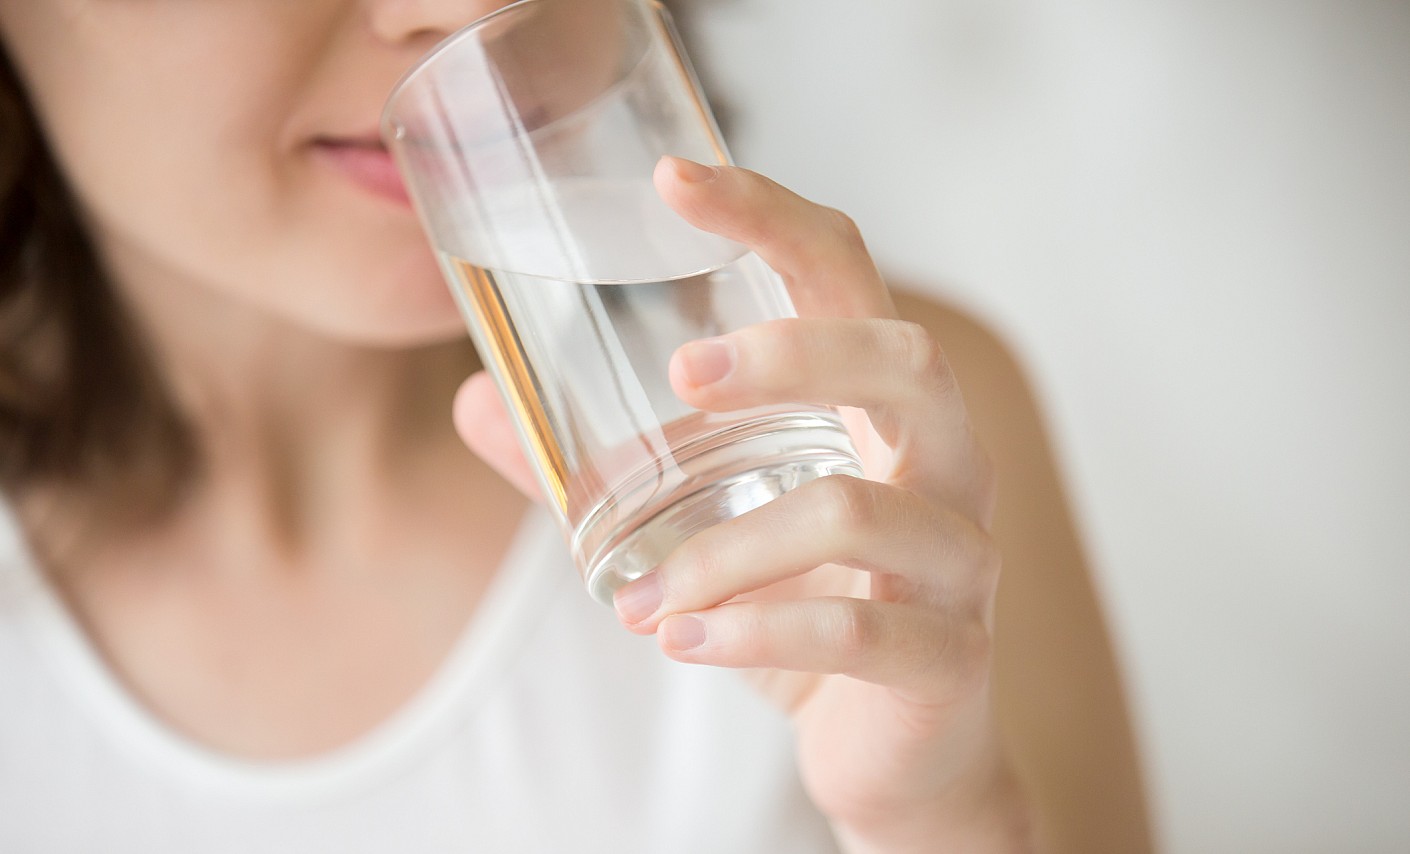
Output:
[670, 316, 984, 506]
[612, 475, 996, 633]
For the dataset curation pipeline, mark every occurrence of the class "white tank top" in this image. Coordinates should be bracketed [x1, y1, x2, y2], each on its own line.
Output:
[0, 505, 841, 852]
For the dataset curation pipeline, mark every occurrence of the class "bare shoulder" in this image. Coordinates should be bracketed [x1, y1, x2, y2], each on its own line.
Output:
[892, 287, 1155, 854]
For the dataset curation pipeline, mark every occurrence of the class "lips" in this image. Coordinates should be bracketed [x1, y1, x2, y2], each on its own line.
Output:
[311, 135, 412, 207]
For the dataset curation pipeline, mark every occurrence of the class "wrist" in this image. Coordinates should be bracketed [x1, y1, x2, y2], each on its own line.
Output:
[830, 745, 1038, 854]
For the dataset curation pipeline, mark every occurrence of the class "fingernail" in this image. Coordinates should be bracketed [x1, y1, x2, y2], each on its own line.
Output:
[679, 338, 735, 387]
[668, 155, 719, 184]
[661, 615, 707, 651]
[614, 571, 664, 625]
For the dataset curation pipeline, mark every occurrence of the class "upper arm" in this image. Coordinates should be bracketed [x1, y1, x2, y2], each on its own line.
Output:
[893, 288, 1155, 854]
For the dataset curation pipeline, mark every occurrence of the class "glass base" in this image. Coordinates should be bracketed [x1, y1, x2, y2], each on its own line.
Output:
[576, 438, 863, 604]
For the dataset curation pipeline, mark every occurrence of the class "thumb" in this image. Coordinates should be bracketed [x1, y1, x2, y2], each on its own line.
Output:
[452, 372, 544, 502]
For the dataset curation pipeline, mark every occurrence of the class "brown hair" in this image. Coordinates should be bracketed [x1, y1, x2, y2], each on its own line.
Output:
[0, 1, 717, 533]
[0, 45, 196, 529]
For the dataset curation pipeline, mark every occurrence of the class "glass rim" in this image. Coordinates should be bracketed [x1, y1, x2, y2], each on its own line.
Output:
[380, 0, 543, 141]
[379, 0, 666, 142]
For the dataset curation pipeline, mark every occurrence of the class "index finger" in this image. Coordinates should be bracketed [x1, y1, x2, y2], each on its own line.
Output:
[653, 156, 896, 320]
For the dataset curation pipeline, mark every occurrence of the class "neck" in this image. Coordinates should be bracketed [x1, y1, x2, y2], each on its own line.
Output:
[51, 235, 507, 574]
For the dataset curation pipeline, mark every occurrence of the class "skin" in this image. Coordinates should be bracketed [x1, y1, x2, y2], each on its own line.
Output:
[2, 1, 1150, 851]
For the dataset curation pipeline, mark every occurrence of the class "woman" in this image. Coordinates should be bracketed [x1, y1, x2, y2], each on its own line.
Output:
[0, 1, 1149, 851]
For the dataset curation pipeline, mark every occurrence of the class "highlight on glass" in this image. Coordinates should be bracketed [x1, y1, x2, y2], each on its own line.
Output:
[382, 0, 863, 602]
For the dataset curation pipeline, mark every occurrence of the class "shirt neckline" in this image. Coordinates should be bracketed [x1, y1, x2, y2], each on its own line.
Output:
[2, 502, 566, 804]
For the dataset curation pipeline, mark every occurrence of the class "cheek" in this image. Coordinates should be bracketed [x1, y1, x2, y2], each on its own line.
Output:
[12, 7, 463, 344]
[205, 187, 465, 345]
[59, 96, 460, 343]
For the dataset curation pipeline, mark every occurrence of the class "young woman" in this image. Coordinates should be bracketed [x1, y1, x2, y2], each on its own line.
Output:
[0, 1, 1150, 851]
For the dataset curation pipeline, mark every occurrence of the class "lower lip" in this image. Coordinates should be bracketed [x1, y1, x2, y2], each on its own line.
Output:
[312, 142, 413, 208]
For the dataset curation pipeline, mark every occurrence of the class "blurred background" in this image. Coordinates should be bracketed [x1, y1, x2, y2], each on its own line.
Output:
[678, 1, 1410, 851]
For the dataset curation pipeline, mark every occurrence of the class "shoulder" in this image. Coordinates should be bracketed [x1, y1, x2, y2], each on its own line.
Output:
[890, 285, 1156, 852]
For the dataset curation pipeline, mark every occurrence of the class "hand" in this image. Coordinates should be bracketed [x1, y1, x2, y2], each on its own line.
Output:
[454, 157, 1033, 852]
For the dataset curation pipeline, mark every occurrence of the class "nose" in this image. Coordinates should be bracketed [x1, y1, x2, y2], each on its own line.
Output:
[364, 0, 516, 46]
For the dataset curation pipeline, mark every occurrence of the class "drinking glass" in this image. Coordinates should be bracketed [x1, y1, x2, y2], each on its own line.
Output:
[382, 0, 862, 603]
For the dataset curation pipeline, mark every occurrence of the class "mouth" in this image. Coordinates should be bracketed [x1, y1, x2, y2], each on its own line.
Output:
[310, 133, 412, 208]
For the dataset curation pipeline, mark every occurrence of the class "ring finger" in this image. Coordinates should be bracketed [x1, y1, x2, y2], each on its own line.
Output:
[671, 316, 990, 517]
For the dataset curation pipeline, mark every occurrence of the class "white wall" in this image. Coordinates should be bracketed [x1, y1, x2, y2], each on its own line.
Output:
[686, 2, 1410, 851]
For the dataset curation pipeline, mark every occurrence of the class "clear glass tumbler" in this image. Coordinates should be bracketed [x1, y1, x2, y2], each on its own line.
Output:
[382, 0, 862, 603]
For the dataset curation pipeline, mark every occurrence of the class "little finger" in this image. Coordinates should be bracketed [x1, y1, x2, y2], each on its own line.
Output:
[658, 597, 989, 703]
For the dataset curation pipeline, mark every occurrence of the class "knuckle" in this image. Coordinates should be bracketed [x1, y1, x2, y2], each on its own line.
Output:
[720, 602, 775, 667]
[822, 207, 867, 252]
[813, 474, 881, 535]
[836, 600, 881, 664]
[747, 318, 809, 382]
[941, 512, 1002, 592]
[887, 320, 951, 388]
[665, 536, 723, 600]
[970, 531, 1003, 589]
[740, 603, 774, 655]
[947, 507, 994, 561]
[728, 177, 783, 245]
[905, 619, 991, 710]
[954, 622, 994, 692]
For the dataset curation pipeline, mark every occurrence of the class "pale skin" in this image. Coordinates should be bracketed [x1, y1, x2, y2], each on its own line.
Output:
[2, 1, 1150, 851]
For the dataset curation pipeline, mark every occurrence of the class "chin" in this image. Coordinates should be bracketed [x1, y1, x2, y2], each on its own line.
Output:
[285, 270, 469, 348]
[312, 301, 469, 349]
[317, 252, 468, 347]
